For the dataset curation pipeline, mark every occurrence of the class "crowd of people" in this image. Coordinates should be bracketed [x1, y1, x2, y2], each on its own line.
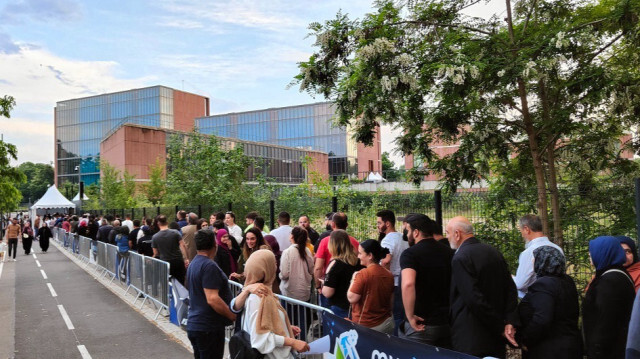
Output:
[2, 209, 640, 359]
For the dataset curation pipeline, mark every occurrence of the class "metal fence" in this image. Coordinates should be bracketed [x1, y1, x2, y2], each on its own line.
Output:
[51, 227, 171, 320]
[226, 280, 332, 358]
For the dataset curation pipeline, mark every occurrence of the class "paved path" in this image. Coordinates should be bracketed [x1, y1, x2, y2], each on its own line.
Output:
[1, 242, 192, 359]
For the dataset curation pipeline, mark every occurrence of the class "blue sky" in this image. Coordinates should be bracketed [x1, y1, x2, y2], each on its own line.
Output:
[0, 0, 502, 167]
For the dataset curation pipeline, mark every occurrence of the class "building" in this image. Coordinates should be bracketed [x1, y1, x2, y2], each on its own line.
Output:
[54, 86, 209, 185]
[195, 102, 381, 178]
[99, 124, 329, 184]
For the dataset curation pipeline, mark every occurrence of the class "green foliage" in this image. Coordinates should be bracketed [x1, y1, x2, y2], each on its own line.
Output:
[381, 151, 403, 181]
[0, 95, 25, 212]
[166, 131, 252, 206]
[0, 140, 25, 212]
[294, 0, 640, 241]
[144, 158, 166, 205]
[99, 160, 140, 209]
[16, 162, 54, 203]
[60, 181, 78, 201]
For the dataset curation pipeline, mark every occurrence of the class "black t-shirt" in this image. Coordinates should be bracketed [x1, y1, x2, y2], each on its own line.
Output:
[400, 238, 453, 325]
[137, 234, 154, 257]
[151, 229, 183, 261]
[324, 259, 364, 310]
[129, 228, 140, 251]
[316, 230, 332, 252]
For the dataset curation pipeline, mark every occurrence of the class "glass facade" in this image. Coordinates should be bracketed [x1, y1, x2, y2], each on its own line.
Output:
[196, 102, 358, 176]
[55, 86, 175, 185]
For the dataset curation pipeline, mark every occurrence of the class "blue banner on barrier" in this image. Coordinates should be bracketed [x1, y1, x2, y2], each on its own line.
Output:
[322, 313, 478, 359]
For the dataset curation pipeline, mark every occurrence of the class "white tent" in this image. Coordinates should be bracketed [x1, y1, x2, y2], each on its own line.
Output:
[72, 192, 89, 202]
[30, 185, 76, 215]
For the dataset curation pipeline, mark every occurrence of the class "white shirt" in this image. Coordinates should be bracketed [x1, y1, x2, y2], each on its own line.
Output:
[122, 220, 134, 232]
[380, 231, 409, 286]
[513, 236, 564, 298]
[227, 224, 243, 245]
[270, 225, 293, 252]
[242, 294, 295, 359]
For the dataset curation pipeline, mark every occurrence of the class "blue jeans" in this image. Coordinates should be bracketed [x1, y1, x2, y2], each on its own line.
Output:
[393, 285, 405, 336]
[187, 328, 225, 359]
[330, 305, 349, 319]
[72, 235, 79, 253]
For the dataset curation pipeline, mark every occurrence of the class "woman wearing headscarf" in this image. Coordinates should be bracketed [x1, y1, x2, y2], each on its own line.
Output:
[583, 236, 636, 359]
[617, 236, 640, 292]
[214, 229, 236, 277]
[516, 246, 581, 358]
[237, 249, 309, 358]
[21, 221, 34, 255]
[38, 221, 52, 253]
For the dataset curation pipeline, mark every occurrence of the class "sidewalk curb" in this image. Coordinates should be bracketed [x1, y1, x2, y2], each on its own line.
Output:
[0, 259, 16, 359]
[51, 241, 193, 354]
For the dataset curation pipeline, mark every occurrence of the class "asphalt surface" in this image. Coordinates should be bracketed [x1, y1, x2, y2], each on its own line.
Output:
[6, 242, 191, 359]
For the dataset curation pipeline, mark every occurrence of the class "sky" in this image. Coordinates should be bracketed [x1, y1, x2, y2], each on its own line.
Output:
[0, 0, 504, 168]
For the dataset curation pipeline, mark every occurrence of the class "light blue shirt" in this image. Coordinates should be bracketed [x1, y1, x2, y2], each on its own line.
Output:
[513, 236, 563, 298]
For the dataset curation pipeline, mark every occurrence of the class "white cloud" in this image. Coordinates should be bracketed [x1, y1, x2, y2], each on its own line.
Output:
[0, 45, 154, 164]
[0, 0, 83, 24]
[156, 0, 304, 32]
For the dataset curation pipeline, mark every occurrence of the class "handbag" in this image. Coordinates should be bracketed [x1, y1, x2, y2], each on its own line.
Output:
[229, 330, 264, 359]
[229, 306, 265, 359]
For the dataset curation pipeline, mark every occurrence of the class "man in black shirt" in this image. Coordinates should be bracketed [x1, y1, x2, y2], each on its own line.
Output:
[400, 214, 453, 347]
[315, 212, 334, 251]
[298, 215, 319, 247]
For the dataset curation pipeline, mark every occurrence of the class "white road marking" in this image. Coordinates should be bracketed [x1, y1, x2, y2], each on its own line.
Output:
[47, 283, 57, 297]
[35, 260, 41, 267]
[77, 345, 92, 359]
[32, 253, 37, 259]
[40, 269, 48, 280]
[0, 261, 3, 280]
[57, 305, 74, 330]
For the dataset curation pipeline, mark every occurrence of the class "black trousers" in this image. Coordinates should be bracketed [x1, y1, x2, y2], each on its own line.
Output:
[22, 238, 33, 254]
[187, 328, 225, 359]
[169, 259, 186, 286]
[8, 238, 17, 259]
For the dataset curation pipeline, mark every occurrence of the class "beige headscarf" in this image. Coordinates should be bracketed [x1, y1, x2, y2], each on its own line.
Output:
[244, 249, 294, 337]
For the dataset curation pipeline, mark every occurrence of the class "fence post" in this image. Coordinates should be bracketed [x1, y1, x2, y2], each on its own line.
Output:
[143, 207, 146, 218]
[122, 208, 125, 219]
[131, 208, 134, 219]
[635, 178, 640, 250]
[434, 190, 443, 231]
[175, 205, 179, 216]
[157, 207, 160, 216]
[198, 204, 202, 219]
[270, 200, 275, 230]
[332, 196, 338, 213]
[228, 202, 233, 212]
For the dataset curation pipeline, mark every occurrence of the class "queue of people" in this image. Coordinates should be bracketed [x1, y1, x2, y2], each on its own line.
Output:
[7, 209, 640, 359]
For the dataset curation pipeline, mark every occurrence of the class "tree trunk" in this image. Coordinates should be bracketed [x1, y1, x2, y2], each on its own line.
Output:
[518, 79, 550, 236]
[538, 79, 564, 247]
[546, 148, 563, 247]
[506, 0, 550, 235]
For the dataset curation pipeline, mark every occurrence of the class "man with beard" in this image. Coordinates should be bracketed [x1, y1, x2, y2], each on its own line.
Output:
[399, 214, 453, 347]
[315, 212, 335, 251]
[298, 215, 319, 247]
[377, 210, 408, 335]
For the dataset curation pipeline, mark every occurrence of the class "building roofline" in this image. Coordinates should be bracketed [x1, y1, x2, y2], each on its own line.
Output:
[101, 123, 328, 155]
[196, 101, 334, 119]
[56, 85, 208, 105]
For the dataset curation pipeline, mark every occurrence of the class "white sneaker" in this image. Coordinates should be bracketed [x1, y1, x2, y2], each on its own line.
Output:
[11, 258, 17, 262]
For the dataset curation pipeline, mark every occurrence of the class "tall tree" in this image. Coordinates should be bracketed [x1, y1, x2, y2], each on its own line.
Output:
[17, 162, 54, 203]
[0, 95, 25, 212]
[166, 131, 251, 206]
[144, 158, 166, 205]
[294, 0, 640, 245]
[381, 151, 401, 181]
[99, 160, 139, 209]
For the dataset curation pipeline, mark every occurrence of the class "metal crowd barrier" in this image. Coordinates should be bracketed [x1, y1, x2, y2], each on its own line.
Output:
[142, 256, 171, 319]
[227, 280, 332, 358]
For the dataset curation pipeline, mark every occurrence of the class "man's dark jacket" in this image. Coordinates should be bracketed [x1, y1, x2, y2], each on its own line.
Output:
[450, 237, 518, 358]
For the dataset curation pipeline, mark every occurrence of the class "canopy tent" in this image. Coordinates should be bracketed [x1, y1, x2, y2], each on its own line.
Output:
[72, 192, 89, 202]
[30, 185, 76, 220]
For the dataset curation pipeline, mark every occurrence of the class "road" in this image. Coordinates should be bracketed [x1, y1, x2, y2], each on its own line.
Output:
[1, 242, 192, 359]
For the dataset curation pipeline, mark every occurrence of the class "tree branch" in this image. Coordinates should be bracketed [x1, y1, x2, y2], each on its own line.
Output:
[388, 20, 496, 36]
[521, 0, 539, 35]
